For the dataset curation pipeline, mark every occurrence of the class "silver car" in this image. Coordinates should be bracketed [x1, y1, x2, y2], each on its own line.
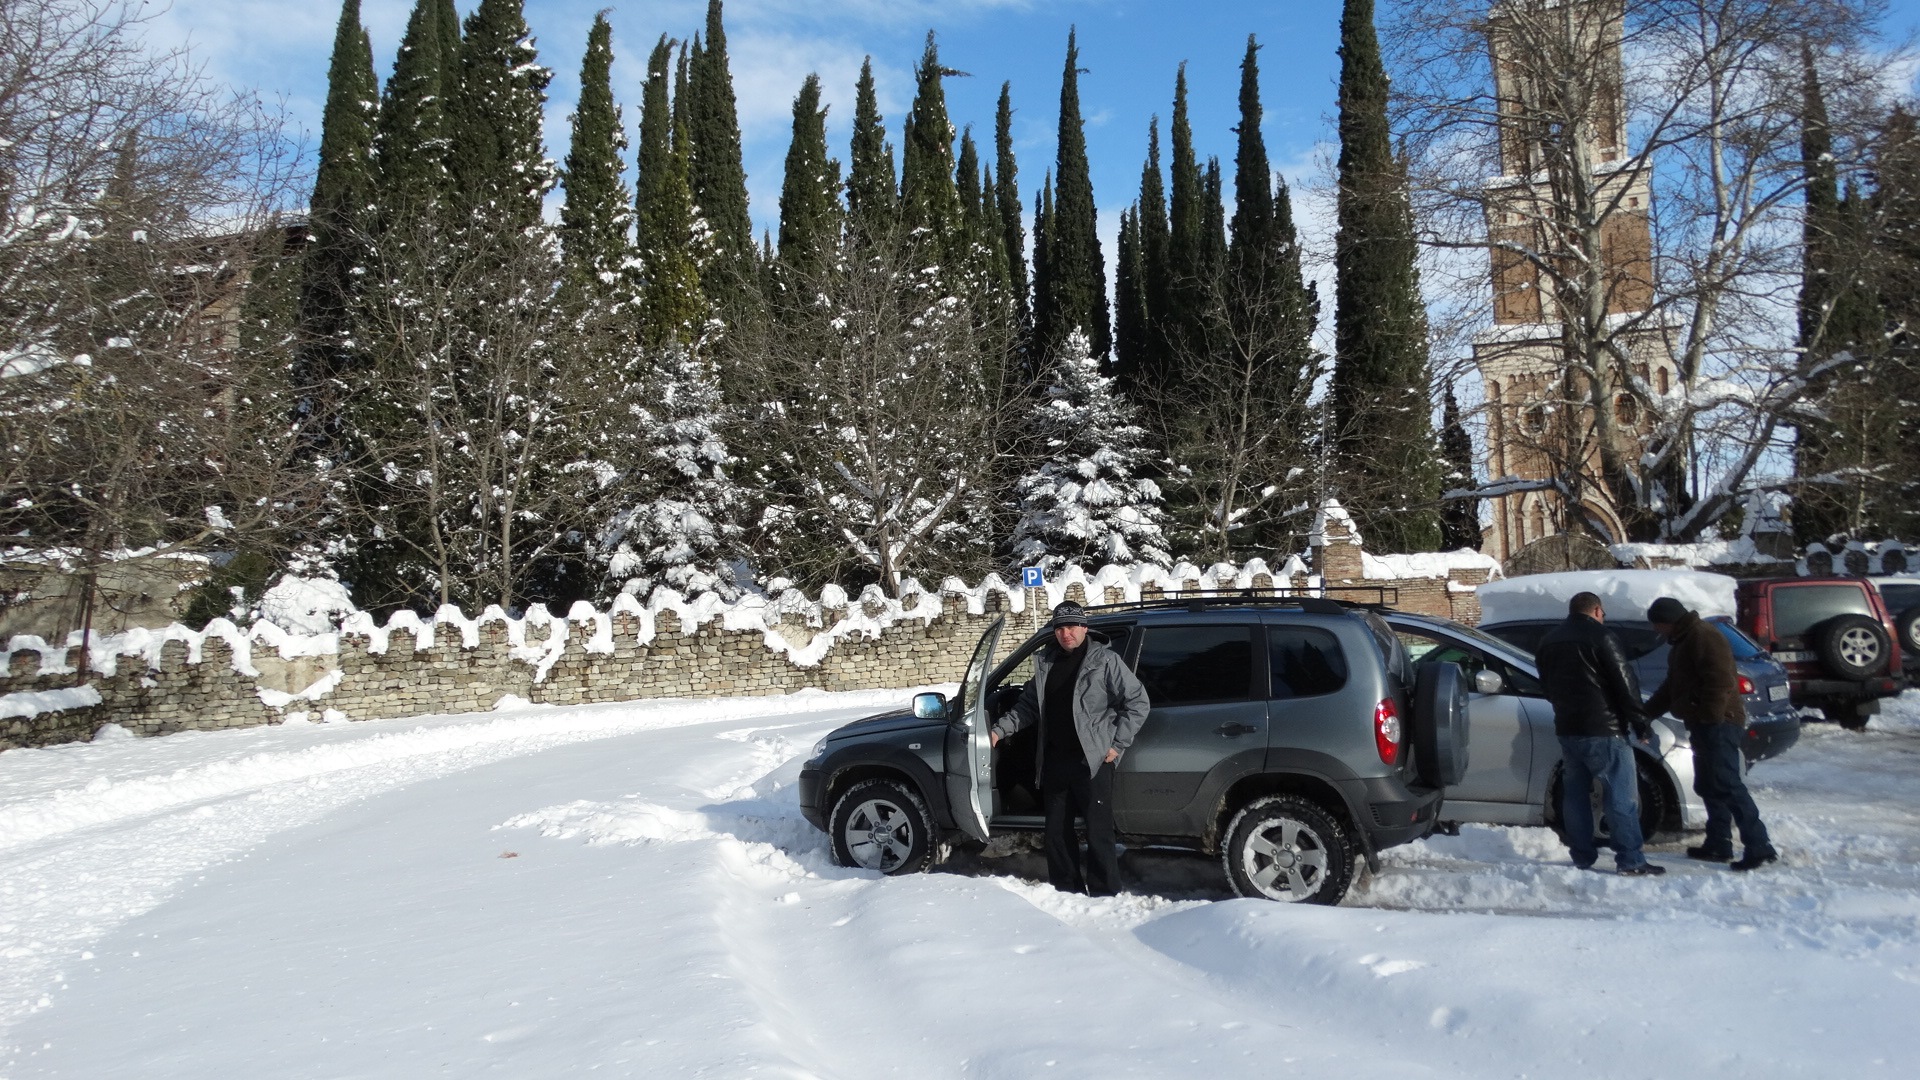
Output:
[1383, 612, 1705, 840]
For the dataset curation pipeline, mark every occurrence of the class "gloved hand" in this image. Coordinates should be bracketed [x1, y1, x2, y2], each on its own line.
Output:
[1630, 720, 1654, 744]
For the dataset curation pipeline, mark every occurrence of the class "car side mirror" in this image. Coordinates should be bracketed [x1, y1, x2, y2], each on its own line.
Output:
[912, 692, 949, 719]
[1473, 669, 1505, 695]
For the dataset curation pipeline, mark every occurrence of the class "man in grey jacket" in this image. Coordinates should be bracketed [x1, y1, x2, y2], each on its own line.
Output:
[990, 601, 1151, 896]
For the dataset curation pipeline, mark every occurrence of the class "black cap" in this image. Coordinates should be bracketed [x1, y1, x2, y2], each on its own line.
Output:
[1047, 601, 1091, 629]
[1646, 597, 1689, 625]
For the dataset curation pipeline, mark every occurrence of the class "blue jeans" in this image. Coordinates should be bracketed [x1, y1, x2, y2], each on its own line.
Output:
[1691, 723, 1772, 857]
[1559, 735, 1648, 869]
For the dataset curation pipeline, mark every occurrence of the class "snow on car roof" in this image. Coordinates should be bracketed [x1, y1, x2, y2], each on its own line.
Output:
[1479, 569, 1738, 625]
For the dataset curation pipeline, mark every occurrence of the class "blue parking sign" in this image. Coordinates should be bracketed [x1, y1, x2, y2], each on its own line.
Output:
[1021, 566, 1044, 588]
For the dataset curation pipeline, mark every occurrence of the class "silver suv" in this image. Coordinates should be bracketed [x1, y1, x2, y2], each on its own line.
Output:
[798, 597, 1467, 905]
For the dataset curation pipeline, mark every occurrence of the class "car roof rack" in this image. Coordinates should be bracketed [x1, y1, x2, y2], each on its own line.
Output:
[1081, 584, 1400, 617]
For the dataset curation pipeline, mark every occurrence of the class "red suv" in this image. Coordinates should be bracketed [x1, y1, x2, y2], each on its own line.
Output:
[1735, 577, 1906, 729]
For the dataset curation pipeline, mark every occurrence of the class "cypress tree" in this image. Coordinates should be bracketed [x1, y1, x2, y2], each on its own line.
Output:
[979, 160, 1014, 304]
[687, 1, 753, 289]
[1134, 116, 1172, 398]
[775, 73, 841, 282]
[1164, 63, 1209, 371]
[1038, 28, 1110, 364]
[956, 130, 983, 239]
[899, 32, 964, 254]
[635, 36, 706, 346]
[1228, 37, 1275, 303]
[447, 0, 553, 230]
[1439, 384, 1481, 550]
[295, 0, 379, 442]
[995, 84, 1031, 336]
[1331, 0, 1441, 553]
[375, 0, 459, 214]
[847, 58, 898, 241]
[1114, 206, 1148, 384]
[1226, 35, 1318, 437]
[1201, 158, 1227, 290]
[1795, 57, 1902, 542]
[1794, 48, 1850, 544]
[1031, 177, 1055, 348]
[558, 12, 632, 298]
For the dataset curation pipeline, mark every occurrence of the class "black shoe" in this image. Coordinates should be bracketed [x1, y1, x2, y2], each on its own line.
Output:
[1572, 859, 1597, 871]
[1686, 845, 1733, 862]
[1729, 850, 1778, 872]
[1618, 863, 1667, 877]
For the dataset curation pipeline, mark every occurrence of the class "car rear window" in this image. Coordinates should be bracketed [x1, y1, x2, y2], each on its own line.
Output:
[1878, 582, 1920, 613]
[1770, 584, 1874, 639]
[1268, 627, 1348, 699]
[1135, 625, 1257, 705]
[1710, 619, 1766, 659]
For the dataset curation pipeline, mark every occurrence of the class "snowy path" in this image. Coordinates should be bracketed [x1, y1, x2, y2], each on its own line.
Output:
[3, 692, 1920, 1077]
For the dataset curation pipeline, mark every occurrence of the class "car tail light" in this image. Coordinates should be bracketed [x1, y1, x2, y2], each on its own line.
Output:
[1374, 698, 1403, 766]
[1737, 675, 1755, 695]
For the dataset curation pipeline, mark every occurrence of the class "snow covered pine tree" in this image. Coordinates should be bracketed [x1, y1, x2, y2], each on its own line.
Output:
[1009, 331, 1171, 571]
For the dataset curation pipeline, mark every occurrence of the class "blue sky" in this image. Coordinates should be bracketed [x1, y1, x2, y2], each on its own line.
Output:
[151, 1, 1373, 239]
[153, 0, 1920, 349]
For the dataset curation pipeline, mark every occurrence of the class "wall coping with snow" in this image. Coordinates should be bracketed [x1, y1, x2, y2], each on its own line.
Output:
[1, 551, 1499, 751]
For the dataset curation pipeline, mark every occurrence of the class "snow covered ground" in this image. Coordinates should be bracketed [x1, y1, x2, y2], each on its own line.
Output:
[3, 689, 1919, 1078]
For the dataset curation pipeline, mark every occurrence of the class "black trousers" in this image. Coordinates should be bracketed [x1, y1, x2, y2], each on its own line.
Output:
[1042, 759, 1120, 896]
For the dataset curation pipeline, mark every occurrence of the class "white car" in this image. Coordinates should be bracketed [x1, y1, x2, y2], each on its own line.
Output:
[1382, 611, 1705, 842]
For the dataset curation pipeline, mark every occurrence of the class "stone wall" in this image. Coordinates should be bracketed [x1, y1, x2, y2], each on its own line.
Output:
[1, 550, 1497, 752]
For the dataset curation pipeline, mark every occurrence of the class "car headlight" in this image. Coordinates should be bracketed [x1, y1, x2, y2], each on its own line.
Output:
[806, 737, 829, 763]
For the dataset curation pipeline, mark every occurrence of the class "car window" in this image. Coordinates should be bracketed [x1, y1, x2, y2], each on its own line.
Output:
[1396, 627, 1544, 696]
[1482, 622, 1552, 655]
[1135, 625, 1257, 705]
[1878, 582, 1920, 613]
[1710, 619, 1766, 659]
[1770, 584, 1874, 638]
[1268, 627, 1348, 699]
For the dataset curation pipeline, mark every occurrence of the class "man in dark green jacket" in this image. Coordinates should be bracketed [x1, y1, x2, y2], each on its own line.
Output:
[1645, 597, 1778, 871]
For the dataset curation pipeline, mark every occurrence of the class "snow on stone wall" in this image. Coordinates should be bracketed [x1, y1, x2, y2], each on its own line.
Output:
[0, 553, 1493, 751]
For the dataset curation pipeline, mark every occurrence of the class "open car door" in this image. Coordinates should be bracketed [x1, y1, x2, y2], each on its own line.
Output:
[944, 615, 1004, 842]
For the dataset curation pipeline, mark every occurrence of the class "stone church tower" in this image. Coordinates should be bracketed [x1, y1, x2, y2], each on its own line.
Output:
[1473, 0, 1680, 565]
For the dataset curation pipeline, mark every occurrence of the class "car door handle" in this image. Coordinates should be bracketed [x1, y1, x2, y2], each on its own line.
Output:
[1216, 722, 1259, 737]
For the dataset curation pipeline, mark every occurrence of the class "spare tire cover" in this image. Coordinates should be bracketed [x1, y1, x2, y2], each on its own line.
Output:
[1815, 613, 1890, 681]
[1413, 662, 1470, 788]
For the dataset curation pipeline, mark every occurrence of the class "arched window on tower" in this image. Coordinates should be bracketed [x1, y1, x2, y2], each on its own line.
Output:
[1529, 500, 1548, 542]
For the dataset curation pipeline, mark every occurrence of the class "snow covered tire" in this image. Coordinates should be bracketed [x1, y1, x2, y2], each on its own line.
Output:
[1221, 796, 1354, 906]
[1548, 752, 1670, 846]
[830, 779, 935, 876]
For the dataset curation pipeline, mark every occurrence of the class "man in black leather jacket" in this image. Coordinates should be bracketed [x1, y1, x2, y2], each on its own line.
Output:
[1534, 592, 1665, 876]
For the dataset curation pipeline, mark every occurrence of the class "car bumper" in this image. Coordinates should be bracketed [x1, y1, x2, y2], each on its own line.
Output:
[1351, 777, 1444, 848]
[1743, 713, 1800, 763]
[798, 766, 826, 831]
[1790, 675, 1905, 704]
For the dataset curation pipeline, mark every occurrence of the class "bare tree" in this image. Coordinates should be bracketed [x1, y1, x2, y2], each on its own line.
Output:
[1386, 0, 1900, 543]
[0, 0, 311, 665]
[732, 229, 1014, 596]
